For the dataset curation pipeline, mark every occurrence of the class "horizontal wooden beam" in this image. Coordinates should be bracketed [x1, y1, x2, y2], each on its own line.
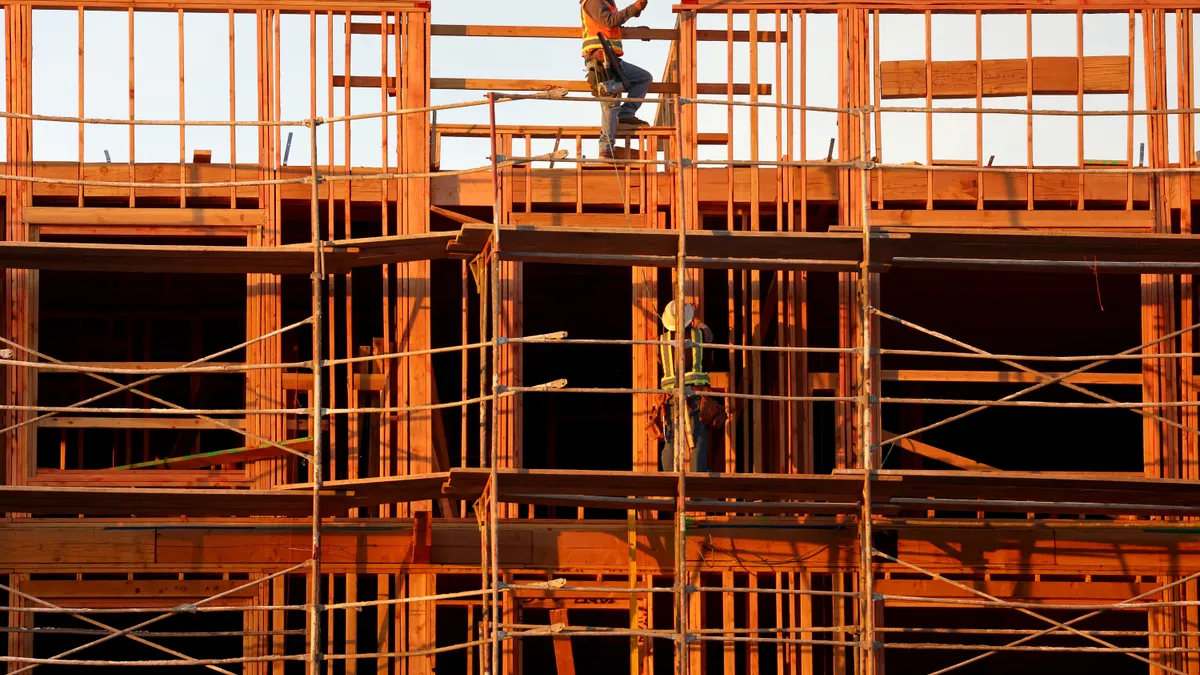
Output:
[334, 75, 772, 96]
[25, 206, 265, 237]
[811, 370, 1143, 390]
[15, 0, 428, 12]
[283, 372, 385, 391]
[37, 416, 247, 430]
[877, 579, 1157, 606]
[350, 22, 785, 43]
[29, 469, 251, 489]
[675, 1, 1200, 11]
[880, 56, 1130, 99]
[870, 208, 1154, 231]
[21, 579, 254, 608]
[7, 516, 1200, 575]
[435, 123, 729, 145]
[16, 162, 1165, 209]
[508, 211, 667, 228]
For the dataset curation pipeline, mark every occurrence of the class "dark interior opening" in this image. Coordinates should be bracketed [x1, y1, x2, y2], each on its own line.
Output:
[36, 269, 246, 470]
[522, 263, 633, 491]
[33, 609, 241, 673]
[878, 269, 1143, 472]
[884, 606, 1148, 674]
[520, 607, 631, 675]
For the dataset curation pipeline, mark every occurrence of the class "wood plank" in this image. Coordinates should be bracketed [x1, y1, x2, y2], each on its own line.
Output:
[811, 370, 1143, 389]
[870, 208, 1154, 230]
[508, 212, 665, 228]
[880, 430, 998, 472]
[30, 468, 251, 488]
[426, 24, 788, 43]
[25, 206, 266, 236]
[880, 56, 1130, 99]
[0, 484, 349, 517]
[876, 579, 1157, 606]
[12, 517, 1200, 576]
[21, 579, 253, 606]
[334, 75, 772, 97]
[37, 416, 248, 430]
[549, 608, 576, 675]
[435, 123, 729, 146]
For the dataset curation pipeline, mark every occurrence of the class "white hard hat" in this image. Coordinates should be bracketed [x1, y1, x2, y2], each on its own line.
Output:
[661, 301, 695, 332]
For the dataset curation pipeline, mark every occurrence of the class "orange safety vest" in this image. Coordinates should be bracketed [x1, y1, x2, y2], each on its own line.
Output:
[581, 0, 624, 58]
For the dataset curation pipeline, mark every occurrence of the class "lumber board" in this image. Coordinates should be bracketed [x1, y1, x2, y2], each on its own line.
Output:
[446, 224, 864, 271]
[811, 369, 1143, 389]
[435, 123, 729, 146]
[0, 484, 350, 517]
[0, 233, 452, 275]
[870, 208, 1154, 231]
[37, 416, 248, 430]
[24, 206, 266, 237]
[29, 468, 251, 488]
[880, 430, 998, 472]
[876, 579, 1158, 606]
[17, 0, 429, 11]
[424, 24, 787, 43]
[335, 75, 772, 96]
[12, 226, 1200, 276]
[507, 212, 667, 229]
[285, 472, 452, 506]
[879, 56, 1130, 99]
[433, 468, 1200, 517]
[21, 579, 254, 607]
[12, 517, 1200, 575]
[13, 162, 1167, 208]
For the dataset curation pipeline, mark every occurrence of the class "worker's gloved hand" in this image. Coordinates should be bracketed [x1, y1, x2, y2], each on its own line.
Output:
[631, 0, 648, 16]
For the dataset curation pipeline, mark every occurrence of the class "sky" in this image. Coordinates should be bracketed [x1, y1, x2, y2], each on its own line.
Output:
[8, 2, 1190, 170]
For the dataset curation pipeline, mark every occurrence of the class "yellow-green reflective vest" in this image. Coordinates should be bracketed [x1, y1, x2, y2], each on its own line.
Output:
[660, 327, 709, 389]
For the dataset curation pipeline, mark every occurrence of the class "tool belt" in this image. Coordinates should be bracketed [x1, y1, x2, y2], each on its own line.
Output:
[697, 390, 727, 428]
[645, 389, 727, 443]
[585, 53, 617, 98]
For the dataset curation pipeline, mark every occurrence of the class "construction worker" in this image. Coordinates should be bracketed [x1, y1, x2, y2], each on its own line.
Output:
[581, 0, 654, 160]
[656, 301, 719, 473]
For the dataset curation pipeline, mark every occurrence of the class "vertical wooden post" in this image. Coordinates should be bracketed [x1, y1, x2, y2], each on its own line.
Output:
[377, 574, 391, 675]
[549, 608, 576, 675]
[399, 9, 434, 513]
[722, 572, 735, 675]
[248, 7, 283, 491]
[6, 575, 31, 675]
[3, 2, 33, 495]
[408, 573, 435, 675]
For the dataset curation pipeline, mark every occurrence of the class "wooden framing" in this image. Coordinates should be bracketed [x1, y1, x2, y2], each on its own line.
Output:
[9, 2, 1200, 674]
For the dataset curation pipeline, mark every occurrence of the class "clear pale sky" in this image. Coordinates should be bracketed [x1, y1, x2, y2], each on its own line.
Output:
[15, 2, 1179, 169]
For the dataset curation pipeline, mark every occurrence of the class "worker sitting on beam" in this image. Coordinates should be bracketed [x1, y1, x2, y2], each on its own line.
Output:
[652, 301, 724, 473]
[581, 0, 653, 160]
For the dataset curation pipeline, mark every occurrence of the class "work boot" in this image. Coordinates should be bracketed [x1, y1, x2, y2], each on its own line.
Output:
[599, 146, 636, 162]
[618, 116, 650, 130]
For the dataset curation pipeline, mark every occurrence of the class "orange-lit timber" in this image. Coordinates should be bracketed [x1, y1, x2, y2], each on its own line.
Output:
[5, 0, 1200, 673]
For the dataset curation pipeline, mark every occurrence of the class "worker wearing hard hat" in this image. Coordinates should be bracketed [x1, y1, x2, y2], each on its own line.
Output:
[653, 301, 723, 472]
[580, 0, 653, 160]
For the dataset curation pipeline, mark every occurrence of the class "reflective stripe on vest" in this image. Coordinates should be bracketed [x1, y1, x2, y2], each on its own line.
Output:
[581, 0, 624, 57]
[659, 327, 709, 389]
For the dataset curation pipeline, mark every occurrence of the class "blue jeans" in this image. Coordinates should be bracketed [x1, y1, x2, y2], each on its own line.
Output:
[600, 59, 654, 154]
[661, 397, 709, 473]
